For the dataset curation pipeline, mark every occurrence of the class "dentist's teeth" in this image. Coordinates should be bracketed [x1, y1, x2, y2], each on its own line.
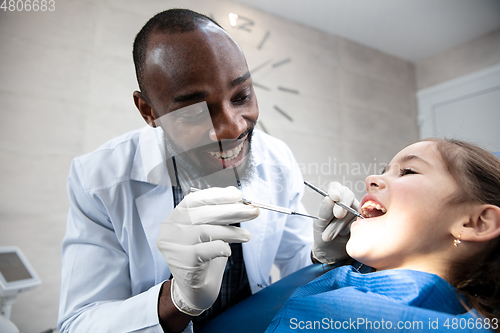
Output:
[208, 142, 244, 162]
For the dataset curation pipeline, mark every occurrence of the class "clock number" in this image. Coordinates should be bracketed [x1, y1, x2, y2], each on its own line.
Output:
[274, 105, 293, 122]
[258, 30, 270, 50]
[257, 121, 269, 134]
[229, 13, 254, 32]
[278, 87, 299, 95]
[250, 59, 272, 75]
[252, 82, 271, 91]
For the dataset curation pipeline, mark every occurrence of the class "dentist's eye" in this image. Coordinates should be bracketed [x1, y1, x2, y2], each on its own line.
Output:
[232, 93, 252, 105]
[176, 109, 209, 123]
[399, 168, 417, 176]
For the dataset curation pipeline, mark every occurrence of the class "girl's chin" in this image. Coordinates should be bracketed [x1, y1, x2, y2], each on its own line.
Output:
[346, 236, 376, 261]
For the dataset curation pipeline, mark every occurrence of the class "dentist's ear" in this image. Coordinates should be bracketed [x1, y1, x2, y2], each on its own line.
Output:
[134, 91, 157, 127]
[460, 204, 500, 243]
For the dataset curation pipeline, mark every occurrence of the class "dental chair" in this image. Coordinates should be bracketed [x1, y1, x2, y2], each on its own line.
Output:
[199, 260, 373, 333]
[199, 263, 329, 333]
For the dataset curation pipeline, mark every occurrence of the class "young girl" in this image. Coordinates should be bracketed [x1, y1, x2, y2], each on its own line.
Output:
[265, 138, 500, 332]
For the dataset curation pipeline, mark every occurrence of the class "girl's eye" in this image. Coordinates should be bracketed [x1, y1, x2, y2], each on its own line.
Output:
[399, 168, 417, 176]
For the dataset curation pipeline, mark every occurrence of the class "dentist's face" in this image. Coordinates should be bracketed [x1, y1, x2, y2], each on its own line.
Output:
[141, 23, 258, 178]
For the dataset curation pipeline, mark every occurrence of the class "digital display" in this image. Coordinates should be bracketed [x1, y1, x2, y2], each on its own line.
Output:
[0, 252, 33, 282]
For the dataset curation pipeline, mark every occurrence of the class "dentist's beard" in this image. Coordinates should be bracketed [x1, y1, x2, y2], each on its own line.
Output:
[163, 126, 257, 195]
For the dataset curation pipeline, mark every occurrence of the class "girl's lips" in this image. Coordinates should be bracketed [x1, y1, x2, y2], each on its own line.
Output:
[359, 194, 383, 210]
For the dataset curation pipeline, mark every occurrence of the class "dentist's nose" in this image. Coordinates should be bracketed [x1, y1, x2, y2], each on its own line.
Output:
[208, 104, 247, 142]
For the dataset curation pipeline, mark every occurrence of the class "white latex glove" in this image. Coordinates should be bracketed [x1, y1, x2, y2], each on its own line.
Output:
[312, 182, 359, 264]
[156, 186, 259, 316]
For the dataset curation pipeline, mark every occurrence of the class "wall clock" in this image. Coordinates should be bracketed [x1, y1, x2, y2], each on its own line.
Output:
[210, 11, 304, 134]
[207, 5, 358, 222]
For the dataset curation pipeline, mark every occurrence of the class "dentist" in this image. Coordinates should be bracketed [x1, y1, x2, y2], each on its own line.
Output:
[58, 9, 355, 333]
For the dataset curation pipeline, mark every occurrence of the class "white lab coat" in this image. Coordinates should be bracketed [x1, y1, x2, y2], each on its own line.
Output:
[57, 126, 313, 333]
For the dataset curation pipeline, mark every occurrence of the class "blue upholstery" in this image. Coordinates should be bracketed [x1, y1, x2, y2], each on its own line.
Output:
[199, 263, 329, 333]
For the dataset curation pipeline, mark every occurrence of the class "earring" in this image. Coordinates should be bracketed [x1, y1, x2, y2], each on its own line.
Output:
[454, 232, 463, 247]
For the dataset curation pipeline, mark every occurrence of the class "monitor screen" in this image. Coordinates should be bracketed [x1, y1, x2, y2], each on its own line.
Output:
[0, 252, 33, 282]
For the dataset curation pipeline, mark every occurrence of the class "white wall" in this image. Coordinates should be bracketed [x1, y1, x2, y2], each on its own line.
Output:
[416, 28, 500, 90]
[416, 28, 500, 152]
[418, 64, 500, 152]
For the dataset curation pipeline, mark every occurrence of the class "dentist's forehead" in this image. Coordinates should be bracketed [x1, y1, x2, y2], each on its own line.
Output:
[146, 23, 244, 74]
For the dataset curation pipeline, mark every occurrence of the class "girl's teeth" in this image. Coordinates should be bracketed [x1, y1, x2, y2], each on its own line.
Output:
[361, 200, 387, 216]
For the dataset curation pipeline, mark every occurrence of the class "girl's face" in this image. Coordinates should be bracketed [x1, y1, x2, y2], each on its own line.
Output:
[347, 141, 465, 274]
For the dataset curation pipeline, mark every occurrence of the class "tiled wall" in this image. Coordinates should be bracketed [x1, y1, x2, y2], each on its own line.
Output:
[0, 0, 418, 332]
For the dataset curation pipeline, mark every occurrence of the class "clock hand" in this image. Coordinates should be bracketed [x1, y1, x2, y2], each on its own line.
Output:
[252, 82, 271, 91]
[272, 58, 291, 68]
[250, 59, 273, 74]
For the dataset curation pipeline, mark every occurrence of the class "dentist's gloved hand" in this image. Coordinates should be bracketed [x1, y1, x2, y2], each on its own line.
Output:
[312, 182, 359, 264]
[156, 186, 259, 316]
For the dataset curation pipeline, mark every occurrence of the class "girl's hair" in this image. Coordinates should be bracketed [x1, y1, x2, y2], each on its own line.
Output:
[424, 138, 500, 322]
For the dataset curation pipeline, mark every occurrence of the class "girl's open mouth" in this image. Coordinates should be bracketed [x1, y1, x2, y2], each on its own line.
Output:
[360, 200, 387, 218]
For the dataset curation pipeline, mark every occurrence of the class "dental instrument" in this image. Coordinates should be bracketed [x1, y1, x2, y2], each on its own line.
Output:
[189, 187, 326, 221]
[303, 181, 365, 219]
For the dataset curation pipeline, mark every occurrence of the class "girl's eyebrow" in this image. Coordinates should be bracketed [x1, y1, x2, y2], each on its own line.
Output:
[400, 154, 430, 165]
[382, 155, 430, 174]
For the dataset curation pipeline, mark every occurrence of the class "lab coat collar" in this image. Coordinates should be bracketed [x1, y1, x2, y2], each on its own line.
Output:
[130, 126, 171, 186]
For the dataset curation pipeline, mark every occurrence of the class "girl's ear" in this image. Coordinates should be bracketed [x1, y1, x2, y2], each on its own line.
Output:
[459, 205, 500, 243]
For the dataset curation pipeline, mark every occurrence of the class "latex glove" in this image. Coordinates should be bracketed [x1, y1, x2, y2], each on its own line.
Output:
[156, 186, 259, 316]
[312, 182, 359, 264]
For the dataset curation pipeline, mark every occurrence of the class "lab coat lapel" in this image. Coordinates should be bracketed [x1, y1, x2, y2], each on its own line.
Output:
[240, 176, 271, 293]
[135, 185, 173, 284]
[132, 125, 173, 283]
